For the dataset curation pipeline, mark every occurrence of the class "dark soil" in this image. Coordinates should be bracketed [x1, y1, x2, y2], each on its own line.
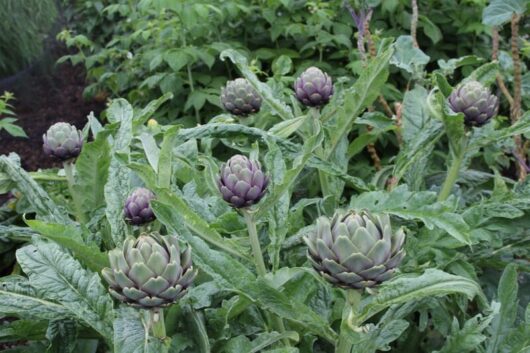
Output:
[0, 44, 105, 171]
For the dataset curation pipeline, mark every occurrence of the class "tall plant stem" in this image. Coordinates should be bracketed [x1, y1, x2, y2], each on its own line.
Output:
[242, 210, 289, 345]
[310, 108, 332, 197]
[411, 0, 419, 48]
[437, 138, 468, 202]
[63, 161, 86, 224]
[510, 14, 525, 180]
[336, 289, 362, 353]
[150, 308, 166, 340]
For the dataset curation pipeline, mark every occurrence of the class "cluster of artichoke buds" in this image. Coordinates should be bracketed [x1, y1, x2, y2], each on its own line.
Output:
[221, 78, 262, 116]
[448, 80, 498, 127]
[42, 122, 83, 161]
[124, 187, 156, 226]
[102, 232, 197, 308]
[294, 67, 334, 107]
[304, 210, 405, 289]
[217, 154, 268, 209]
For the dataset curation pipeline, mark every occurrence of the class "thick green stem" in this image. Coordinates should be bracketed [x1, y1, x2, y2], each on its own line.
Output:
[336, 290, 362, 353]
[63, 161, 86, 224]
[437, 138, 468, 202]
[150, 308, 166, 340]
[242, 210, 289, 346]
[242, 211, 267, 276]
[310, 108, 332, 197]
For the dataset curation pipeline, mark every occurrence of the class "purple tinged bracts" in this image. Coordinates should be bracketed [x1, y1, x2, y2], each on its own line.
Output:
[294, 67, 333, 107]
[218, 154, 269, 208]
[124, 188, 156, 225]
[43, 122, 83, 161]
[448, 80, 498, 127]
[221, 78, 262, 116]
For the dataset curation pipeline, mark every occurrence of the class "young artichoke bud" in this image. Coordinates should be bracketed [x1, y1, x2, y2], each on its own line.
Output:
[448, 80, 498, 127]
[220, 78, 262, 116]
[124, 188, 156, 226]
[42, 122, 83, 161]
[294, 67, 333, 107]
[304, 210, 405, 289]
[102, 232, 197, 308]
[217, 154, 269, 208]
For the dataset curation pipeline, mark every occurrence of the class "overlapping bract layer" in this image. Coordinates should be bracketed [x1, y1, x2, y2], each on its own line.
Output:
[42, 122, 83, 161]
[294, 67, 333, 107]
[448, 80, 498, 127]
[102, 233, 197, 308]
[218, 154, 268, 208]
[304, 210, 405, 289]
[124, 187, 156, 226]
[221, 78, 262, 116]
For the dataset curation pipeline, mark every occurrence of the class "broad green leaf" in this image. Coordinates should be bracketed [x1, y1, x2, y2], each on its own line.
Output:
[158, 126, 180, 188]
[350, 185, 472, 244]
[104, 99, 134, 246]
[25, 220, 109, 272]
[139, 132, 160, 172]
[435, 312, 496, 353]
[401, 86, 431, 143]
[114, 308, 167, 353]
[486, 264, 518, 353]
[269, 115, 308, 139]
[0, 276, 70, 320]
[0, 319, 48, 342]
[75, 132, 110, 217]
[482, 0, 527, 26]
[46, 319, 78, 353]
[464, 62, 499, 86]
[16, 242, 114, 342]
[220, 49, 294, 121]
[0, 154, 71, 224]
[390, 36, 430, 75]
[356, 269, 485, 324]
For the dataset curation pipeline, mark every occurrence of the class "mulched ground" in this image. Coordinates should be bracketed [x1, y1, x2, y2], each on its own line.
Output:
[0, 44, 105, 171]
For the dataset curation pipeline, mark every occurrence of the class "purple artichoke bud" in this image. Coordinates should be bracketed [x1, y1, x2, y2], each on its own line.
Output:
[220, 78, 262, 116]
[124, 188, 156, 226]
[102, 232, 197, 308]
[294, 67, 333, 107]
[448, 80, 498, 127]
[304, 210, 405, 289]
[217, 155, 269, 208]
[43, 122, 83, 161]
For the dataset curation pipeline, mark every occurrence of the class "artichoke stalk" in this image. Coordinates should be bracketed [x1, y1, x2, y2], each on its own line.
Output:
[124, 188, 156, 226]
[102, 232, 197, 308]
[448, 80, 498, 127]
[304, 210, 405, 289]
[221, 78, 262, 116]
[294, 67, 333, 107]
[218, 154, 269, 208]
[43, 122, 83, 161]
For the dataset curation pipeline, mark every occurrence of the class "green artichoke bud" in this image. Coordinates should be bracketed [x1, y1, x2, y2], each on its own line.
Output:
[43, 122, 83, 161]
[304, 210, 405, 289]
[102, 233, 197, 308]
[221, 78, 262, 116]
[448, 80, 498, 127]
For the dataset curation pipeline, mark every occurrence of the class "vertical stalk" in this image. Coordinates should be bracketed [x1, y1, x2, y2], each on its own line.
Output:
[437, 137, 468, 202]
[311, 108, 332, 197]
[411, 0, 419, 48]
[181, 34, 201, 125]
[63, 161, 86, 223]
[150, 308, 166, 339]
[510, 14, 525, 180]
[242, 210, 289, 345]
[336, 289, 362, 353]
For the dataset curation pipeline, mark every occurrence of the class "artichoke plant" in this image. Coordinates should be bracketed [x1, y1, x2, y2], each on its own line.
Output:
[448, 80, 498, 127]
[304, 210, 405, 289]
[124, 188, 156, 226]
[294, 67, 333, 107]
[218, 154, 269, 208]
[42, 122, 83, 161]
[102, 232, 197, 308]
[221, 78, 262, 116]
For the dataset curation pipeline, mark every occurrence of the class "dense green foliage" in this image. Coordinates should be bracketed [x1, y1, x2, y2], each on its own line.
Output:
[0, 0, 530, 352]
[0, 0, 58, 76]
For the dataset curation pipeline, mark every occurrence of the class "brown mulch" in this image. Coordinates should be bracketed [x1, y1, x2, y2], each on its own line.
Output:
[0, 45, 105, 171]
